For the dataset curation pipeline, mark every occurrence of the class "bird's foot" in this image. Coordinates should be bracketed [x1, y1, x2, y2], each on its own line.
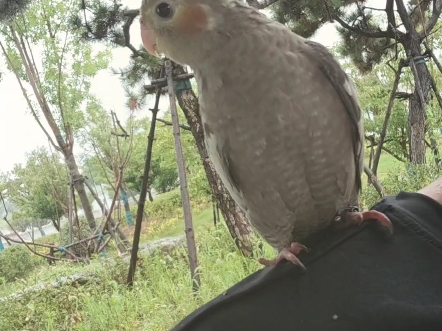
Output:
[339, 208, 393, 234]
[258, 242, 308, 270]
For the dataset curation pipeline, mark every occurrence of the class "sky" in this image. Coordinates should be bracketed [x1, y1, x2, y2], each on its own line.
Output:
[0, 0, 383, 173]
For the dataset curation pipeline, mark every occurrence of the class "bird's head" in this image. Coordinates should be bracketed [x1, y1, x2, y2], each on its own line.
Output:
[139, 0, 235, 66]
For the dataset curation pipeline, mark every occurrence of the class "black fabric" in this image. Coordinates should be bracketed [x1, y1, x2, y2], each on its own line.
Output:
[170, 192, 442, 331]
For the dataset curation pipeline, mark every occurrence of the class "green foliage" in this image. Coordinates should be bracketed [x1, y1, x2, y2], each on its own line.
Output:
[108, 112, 210, 199]
[362, 163, 441, 209]
[80, 105, 136, 192]
[272, 0, 334, 38]
[0, 0, 112, 142]
[0, 226, 264, 331]
[271, 0, 441, 75]
[136, 189, 183, 220]
[0, 147, 68, 227]
[336, 11, 392, 73]
[0, 245, 42, 283]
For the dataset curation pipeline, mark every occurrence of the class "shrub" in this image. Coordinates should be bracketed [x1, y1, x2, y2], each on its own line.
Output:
[0, 245, 42, 283]
[362, 163, 441, 209]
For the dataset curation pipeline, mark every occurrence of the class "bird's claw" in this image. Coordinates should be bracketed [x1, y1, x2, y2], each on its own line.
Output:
[259, 242, 308, 270]
[343, 209, 393, 234]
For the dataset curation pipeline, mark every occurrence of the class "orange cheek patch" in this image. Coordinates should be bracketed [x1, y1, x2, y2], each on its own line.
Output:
[176, 5, 209, 35]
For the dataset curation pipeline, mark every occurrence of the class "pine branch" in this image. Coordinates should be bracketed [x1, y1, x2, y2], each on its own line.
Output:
[246, 0, 280, 9]
[334, 15, 397, 39]
[122, 9, 148, 59]
[0, 0, 32, 22]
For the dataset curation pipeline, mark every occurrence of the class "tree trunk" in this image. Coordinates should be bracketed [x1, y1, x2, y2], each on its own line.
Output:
[120, 187, 134, 226]
[395, 0, 432, 165]
[408, 80, 430, 164]
[123, 183, 150, 220]
[37, 224, 46, 237]
[65, 153, 97, 230]
[172, 64, 254, 257]
[83, 180, 130, 251]
[7, 26, 97, 233]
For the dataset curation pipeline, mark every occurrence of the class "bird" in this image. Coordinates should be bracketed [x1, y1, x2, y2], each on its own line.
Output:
[139, 0, 392, 268]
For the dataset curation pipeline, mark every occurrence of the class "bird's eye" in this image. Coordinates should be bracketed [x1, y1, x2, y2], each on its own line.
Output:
[155, 2, 174, 19]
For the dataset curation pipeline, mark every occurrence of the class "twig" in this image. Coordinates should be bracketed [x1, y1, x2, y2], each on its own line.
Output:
[111, 110, 129, 138]
[1, 193, 79, 261]
[372, 64, 403, 175]
[365, 136, 405, 162]
[423, 41, 442, 74]
[364, 165, 385, 198]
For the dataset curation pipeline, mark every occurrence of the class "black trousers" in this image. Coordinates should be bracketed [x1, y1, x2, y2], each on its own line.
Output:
[171, 192, 442, 331]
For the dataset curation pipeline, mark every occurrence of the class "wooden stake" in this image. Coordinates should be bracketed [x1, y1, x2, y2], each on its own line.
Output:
[165, 59, 200, 293]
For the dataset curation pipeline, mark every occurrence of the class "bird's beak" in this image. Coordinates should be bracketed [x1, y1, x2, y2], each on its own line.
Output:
[140, 20, 159, 57]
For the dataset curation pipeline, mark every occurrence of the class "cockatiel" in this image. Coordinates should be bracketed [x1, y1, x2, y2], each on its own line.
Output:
[139, 0, 392, 268]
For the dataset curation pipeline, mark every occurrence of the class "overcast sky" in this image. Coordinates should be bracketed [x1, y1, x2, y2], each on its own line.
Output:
[0, 0, 383, 173]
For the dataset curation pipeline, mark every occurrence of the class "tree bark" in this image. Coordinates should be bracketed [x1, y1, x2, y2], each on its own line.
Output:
[172, 64, 254, 257]
[65, 154, 97, 230]
[408, 57, 431, 164]
[395, 0, 432, 164]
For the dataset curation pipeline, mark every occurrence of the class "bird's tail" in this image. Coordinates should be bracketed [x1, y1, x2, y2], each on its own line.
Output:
[0, 0, 32, 22]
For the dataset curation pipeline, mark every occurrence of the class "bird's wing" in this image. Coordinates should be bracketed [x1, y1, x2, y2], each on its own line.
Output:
[302, 40, 363, 193]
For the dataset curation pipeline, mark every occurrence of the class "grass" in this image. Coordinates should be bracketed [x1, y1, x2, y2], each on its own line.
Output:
[1, 153, 440, 330]
[0, 226, 269, 331]
[150, 206, 219, 239]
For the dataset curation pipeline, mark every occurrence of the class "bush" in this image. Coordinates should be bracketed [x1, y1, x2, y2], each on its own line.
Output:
[0, 245, 42, 283]
[362, 163, 441, 209]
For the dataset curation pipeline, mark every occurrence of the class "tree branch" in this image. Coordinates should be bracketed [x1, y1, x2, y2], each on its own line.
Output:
[157, 118, 191, 131]
[122, 9, 148, 59]
[424, 41, 442, 75]
[333, 15, 398, 39]
[372, 64, 403, 175]
[420, 0, 442, 39]
[364, 165, 385, 198]
[246, 0, 280, 9]
[0, 39, 61, 152]
[395, 0, 414, 33]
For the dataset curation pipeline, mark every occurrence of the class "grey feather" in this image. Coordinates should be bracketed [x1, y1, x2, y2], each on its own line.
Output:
[303, 40, 364, 193]
[150, 0, 365, 250]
